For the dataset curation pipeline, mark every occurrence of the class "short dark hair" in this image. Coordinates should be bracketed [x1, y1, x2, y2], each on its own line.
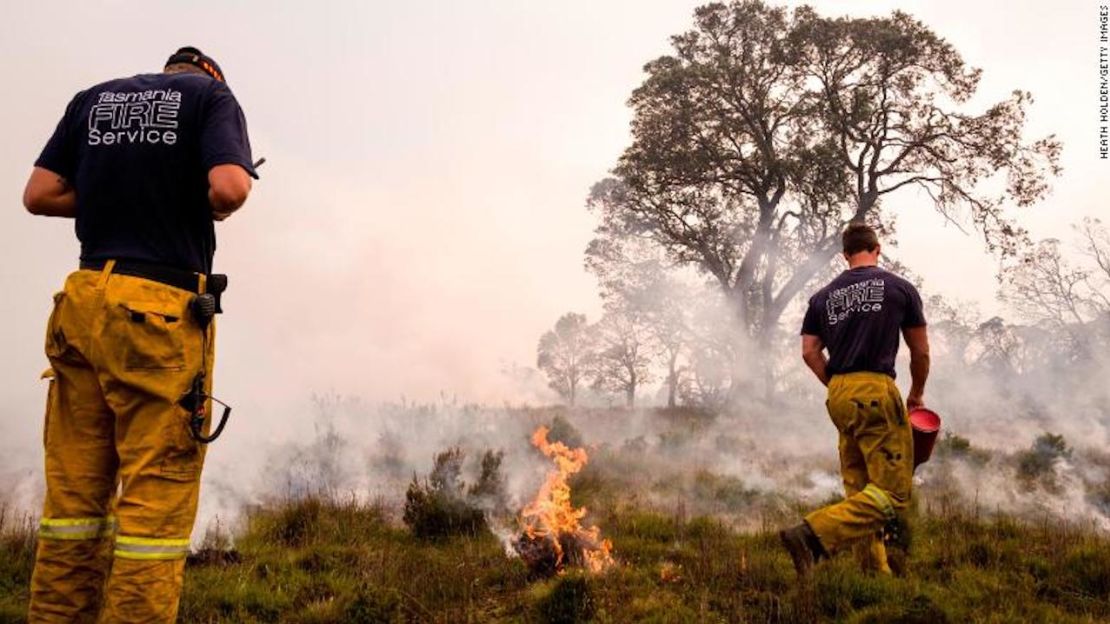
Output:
[842, 222, 879, 255]
[164, 63, 208, 77]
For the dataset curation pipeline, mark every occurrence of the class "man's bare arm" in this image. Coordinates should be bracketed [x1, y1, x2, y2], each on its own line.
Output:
[208, 164, 252, 221]
[902, 325, 930, 410]
[801, 334, 830, 387]
[23, 167, 77, 218]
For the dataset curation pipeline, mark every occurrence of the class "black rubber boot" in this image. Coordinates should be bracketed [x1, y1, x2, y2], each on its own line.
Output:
[779, 522, 827, 579]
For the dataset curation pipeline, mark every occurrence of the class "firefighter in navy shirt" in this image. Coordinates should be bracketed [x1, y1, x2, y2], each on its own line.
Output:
[23, 47, 255, 622]
[779, 223, 931, 579]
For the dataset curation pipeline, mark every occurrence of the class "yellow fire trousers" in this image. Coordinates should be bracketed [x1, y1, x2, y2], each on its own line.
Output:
[29, 264, 214, 623]
[805, 371, 913, 574]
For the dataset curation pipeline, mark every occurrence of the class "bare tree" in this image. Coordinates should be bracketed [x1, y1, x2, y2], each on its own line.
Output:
[1000, 218, 1110, 358]
[1002, 220, 1110, 322]
[586, 234, 695, 407]
[591, 308, 655, 408]
[1001, 239, 1093, 328]
[536, 313, 597, 406]
[643, 282, 692, 408]
[1078, 218, 1110, 310]
[923, 294, 979, 364]
[680, 289, 743, 408]
[965, 317, 1026, 374]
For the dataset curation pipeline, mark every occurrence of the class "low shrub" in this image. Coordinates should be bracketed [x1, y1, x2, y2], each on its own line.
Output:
[547, 414, 585, 449]
[1017, 433, 1071, 488]
[934, 432, 990, 465]
[403, 446, 505, 540]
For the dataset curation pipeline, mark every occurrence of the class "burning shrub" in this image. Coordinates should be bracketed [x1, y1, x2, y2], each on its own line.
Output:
[514, 426, 614, 578]
[403, 446, 505, 540]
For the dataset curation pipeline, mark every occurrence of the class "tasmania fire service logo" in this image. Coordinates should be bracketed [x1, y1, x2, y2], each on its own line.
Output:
[826, 278, 885, 325]
[87, 89, 181, 146]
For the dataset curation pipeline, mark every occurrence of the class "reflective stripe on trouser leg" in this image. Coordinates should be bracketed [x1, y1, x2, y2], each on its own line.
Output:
[860, 484, 896, 520]
[851, 483, 894, 574]
[38, 516, 116, 541]
[114, 536, 191, 561]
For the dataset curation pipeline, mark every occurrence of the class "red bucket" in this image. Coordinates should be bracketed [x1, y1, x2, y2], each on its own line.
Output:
[909, 407, 941, 469]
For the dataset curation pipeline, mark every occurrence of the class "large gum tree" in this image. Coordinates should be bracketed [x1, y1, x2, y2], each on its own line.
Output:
[587, 1, 1061, 354]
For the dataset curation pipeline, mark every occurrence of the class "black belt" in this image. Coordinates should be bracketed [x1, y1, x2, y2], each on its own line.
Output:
[80, 260, 228, 314]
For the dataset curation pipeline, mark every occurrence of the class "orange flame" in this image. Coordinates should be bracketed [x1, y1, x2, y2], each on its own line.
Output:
[520, 426, 614, 573]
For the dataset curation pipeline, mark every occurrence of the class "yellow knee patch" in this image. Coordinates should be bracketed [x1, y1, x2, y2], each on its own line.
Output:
[114, 535, 191, 560]
[38, 515, 116, 540]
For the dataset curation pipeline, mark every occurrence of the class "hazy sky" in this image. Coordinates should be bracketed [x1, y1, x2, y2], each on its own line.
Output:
[0, 1, 1104, 454]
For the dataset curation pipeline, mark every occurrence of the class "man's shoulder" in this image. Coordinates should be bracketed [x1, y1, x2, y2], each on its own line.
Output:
[86, 73, 218, 97]
[876, 268, 919, 293]
[808, 282, 831, 305]
[82, 74, 153, 94]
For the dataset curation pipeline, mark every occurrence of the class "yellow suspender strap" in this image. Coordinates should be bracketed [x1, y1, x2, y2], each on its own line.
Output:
[197, 272, 207, 295]
[95, 259, 117, 288]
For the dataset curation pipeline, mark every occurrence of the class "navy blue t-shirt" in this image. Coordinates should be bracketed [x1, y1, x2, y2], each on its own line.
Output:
[800, 266, 926, 379]
[35, 72, 257, 274]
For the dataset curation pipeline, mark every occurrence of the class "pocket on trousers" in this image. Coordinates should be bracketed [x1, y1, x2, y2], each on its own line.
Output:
[160, 407, 203, 481]
[116, 301, 187, 371]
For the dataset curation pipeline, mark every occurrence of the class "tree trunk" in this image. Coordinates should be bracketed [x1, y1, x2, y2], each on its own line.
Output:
[666, 351, 679, 408]
[626, 368, 636, 408]
[757, 331, 775, 402]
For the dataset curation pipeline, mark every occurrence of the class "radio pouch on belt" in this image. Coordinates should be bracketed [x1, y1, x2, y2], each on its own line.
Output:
[182, 273, 232, 443]
[189, 273, 227, 330]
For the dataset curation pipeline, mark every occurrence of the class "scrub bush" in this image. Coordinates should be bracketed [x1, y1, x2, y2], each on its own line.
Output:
[934, 431, 991, 465]
[0, 505, 35, 622]
[1017, 432, 1071, 486]
[691, 470, 757, 511]
[547, 414, 585, 449]
[266, 496, 324, 547]
[402, 446, 504, 540]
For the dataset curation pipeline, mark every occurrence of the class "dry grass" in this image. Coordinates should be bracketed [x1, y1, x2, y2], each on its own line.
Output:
[2, 489, 1108, 623]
